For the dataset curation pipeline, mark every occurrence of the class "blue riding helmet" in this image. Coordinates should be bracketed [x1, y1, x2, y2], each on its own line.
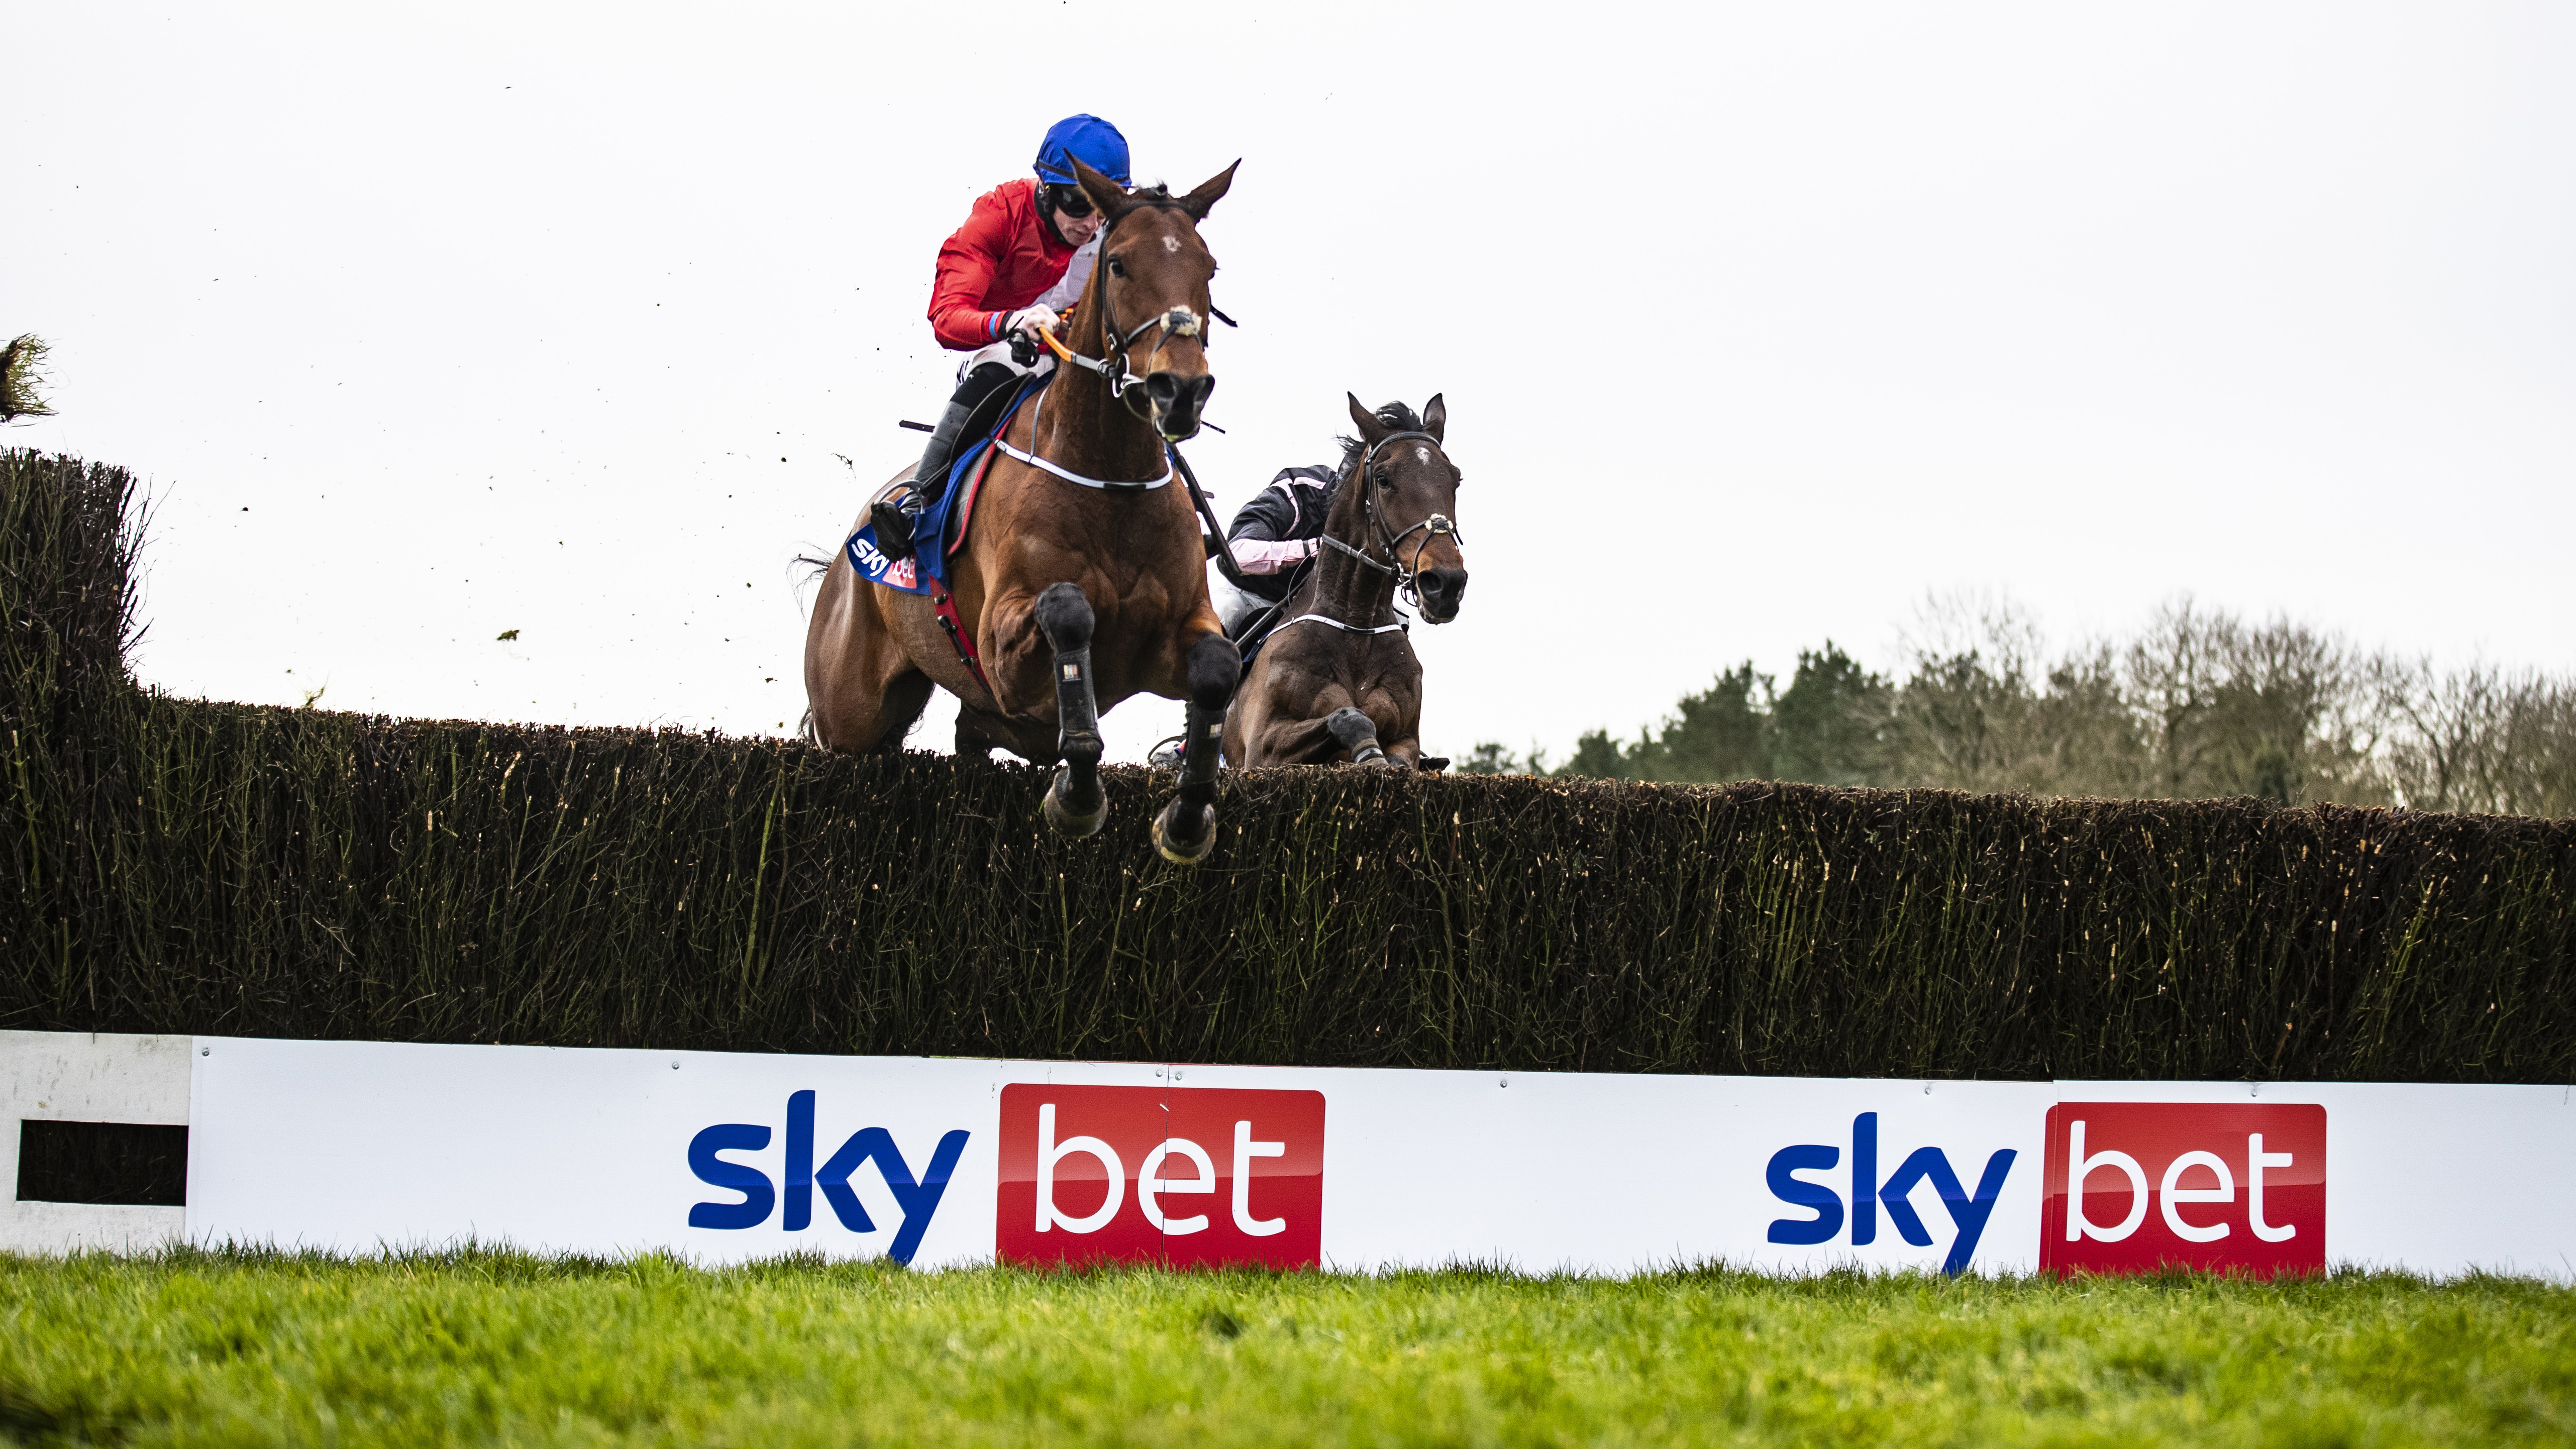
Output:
[1034, 115, 1131, 187]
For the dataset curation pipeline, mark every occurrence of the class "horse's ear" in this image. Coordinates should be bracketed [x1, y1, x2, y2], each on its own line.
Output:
[1347, 392, 1390, 444]
[1421, 394, 1447, 445]
[1179, 161, 1240, 221]
[1069, 156, 1133, 223]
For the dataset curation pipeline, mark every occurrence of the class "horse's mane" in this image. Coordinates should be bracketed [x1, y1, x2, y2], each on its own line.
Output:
[1333, 402, 1425, 479]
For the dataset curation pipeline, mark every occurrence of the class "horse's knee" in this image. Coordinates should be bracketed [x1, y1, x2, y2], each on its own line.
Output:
[1325, 705, 1388, 764]
[1185, 632, 1237, 711]
[1324, 705, 1376, 746]
[1034, 582, 1093, 652]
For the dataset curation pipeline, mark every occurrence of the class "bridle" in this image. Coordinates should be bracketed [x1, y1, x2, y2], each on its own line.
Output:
[1047, 194, 1234, 423]
[1314, 430, 1466, 613]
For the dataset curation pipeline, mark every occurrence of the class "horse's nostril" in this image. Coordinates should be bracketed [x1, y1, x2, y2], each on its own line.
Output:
[1147, 373, 1181, 404]
[1416, 570, 1468, 616]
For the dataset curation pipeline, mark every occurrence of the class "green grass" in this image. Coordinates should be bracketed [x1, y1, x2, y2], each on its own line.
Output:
[2, 1252, 2568, 1446]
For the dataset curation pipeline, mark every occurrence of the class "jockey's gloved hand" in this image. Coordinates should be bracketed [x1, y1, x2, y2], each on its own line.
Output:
[1005, 305, 1060, 339]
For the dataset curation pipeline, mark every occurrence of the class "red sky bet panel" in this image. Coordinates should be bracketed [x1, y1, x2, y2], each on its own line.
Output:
[995, 1084, 1325, 1269]
[2041, 1102, 2326, 1277]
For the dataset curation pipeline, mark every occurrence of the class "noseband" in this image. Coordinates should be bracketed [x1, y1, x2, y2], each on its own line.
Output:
[1044, 196, 1234, 422]
[1316, 430, 1466, 609]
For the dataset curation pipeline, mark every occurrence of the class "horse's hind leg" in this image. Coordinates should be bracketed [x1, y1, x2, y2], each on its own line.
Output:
[805, 549, 937, 755]
[1035, 582, 1108, 837]
[866, 668, 936, 754]
[1151, 632, 1239, 864]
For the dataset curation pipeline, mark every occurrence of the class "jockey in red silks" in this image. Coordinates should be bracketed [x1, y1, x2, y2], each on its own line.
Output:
[869, 115, 1133, 563]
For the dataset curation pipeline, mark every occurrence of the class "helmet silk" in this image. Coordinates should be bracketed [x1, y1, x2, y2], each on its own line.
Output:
[1035, 115, 1130, 187]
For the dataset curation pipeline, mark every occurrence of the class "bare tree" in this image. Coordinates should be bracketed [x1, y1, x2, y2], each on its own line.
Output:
[1522, 591, 2569, 817]
[2391, 665, 2576, 816]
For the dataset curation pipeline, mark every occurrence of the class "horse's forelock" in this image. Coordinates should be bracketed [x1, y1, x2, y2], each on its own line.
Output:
[1334, 402, 1427, 476]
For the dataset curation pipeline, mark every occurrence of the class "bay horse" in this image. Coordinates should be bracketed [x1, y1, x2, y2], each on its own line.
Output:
[1222, 394, 1468, 768]
[804, 159, 1241, 863]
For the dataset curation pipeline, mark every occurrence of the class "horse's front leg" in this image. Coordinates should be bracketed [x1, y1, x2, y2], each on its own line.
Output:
[1032, 581, 1108, 837]
[1150, 630, 1238, 864]
[1324, 707, 1411, 769]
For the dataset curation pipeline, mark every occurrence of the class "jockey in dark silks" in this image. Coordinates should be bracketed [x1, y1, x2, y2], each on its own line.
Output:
[870, 115, 1133, 564]
[1206, 465, 1337, 636]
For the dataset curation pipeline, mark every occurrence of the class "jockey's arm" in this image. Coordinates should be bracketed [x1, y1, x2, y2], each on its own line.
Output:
[1032, 237, 1099, 318]
[1228, 536, 1317, 575]
[926, 193, 1021, 351]
[1222, 474, 1323, 575]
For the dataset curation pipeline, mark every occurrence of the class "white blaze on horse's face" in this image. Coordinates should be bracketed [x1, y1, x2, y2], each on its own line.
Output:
[1415, 446, 1430, 464]
[1104, 209, 1220, 442]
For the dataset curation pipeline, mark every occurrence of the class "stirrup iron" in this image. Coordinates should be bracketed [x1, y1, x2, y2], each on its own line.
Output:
[869, 486, 923, 561]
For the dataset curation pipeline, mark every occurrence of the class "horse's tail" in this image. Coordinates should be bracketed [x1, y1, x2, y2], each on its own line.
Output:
[789, 546, 839, 623]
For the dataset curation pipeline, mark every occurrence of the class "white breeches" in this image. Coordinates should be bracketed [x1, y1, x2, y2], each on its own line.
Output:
[1207, 564, 1267, 635]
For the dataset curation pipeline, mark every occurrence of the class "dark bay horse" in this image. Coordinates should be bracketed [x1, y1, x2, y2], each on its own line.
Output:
[1223, 394, 1468, 768]
[804, 159, 1241, 862]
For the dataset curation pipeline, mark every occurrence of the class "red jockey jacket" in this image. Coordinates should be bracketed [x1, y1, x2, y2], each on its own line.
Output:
[926, 178, 1077, 351]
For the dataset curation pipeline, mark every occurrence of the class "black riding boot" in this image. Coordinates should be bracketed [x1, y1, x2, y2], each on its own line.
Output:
[870, 396, 975, 563]
[871, 362, 1020, 563]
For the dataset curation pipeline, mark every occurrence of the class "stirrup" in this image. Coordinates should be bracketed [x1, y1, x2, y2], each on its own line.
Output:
[869, 488, 921, 561]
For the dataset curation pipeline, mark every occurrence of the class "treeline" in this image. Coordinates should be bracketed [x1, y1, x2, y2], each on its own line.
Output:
[1468, 599, 2576, 817]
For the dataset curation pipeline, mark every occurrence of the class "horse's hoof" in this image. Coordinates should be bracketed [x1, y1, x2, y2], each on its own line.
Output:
[1043, 765, 1108, 838]
[1151, 800, 1217, 865]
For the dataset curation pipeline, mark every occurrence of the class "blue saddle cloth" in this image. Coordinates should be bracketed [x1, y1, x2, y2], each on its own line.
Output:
[844, 379, 1042, 596]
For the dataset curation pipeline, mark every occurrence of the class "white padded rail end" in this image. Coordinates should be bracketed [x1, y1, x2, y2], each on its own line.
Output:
[0, 1030, 193, 1254]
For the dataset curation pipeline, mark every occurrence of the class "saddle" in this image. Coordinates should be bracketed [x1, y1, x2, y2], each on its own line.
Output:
[844, 374, 1045, 597]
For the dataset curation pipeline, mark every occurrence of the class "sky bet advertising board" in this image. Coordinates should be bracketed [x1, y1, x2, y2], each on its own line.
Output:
[180, 1039, 2574, 1277]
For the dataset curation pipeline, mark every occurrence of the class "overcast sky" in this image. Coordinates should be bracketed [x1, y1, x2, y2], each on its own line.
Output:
[9, 3, 2571, 764]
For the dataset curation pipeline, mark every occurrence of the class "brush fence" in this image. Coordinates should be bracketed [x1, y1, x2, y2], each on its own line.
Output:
[7, 449, 2574, 1083]
[7, 709, 2574, 1082]
[7, 1031, 2572, 1278]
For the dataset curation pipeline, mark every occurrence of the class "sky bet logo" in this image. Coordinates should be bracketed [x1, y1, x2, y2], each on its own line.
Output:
[996, 1084, 1325, 1269]
[1765, 1113, 2017, 1275]
[2040, 1102, 2325, 1277]
[686, 1091, 970, 1265]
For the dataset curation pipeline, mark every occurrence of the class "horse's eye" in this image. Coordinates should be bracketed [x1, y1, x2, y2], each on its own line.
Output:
[1106, 258, 1126, 278]
[1373, 469, 1390, 486]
